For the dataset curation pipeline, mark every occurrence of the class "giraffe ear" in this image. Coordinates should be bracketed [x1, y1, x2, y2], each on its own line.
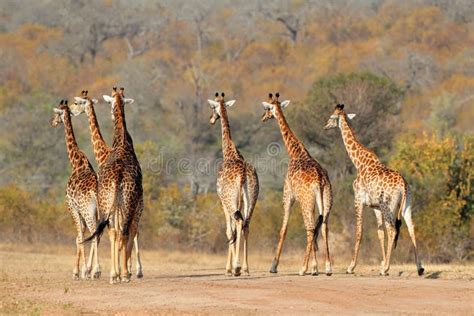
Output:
[103, 95, 114, 103]
[207, 99, 220, 108]
[53, 108, 63, 114]
[262, 101, 273, 110]
[92, 99, 98, 104]
[347, 113, 356, 120]
[124, 98, 134, 104]
[225, 100, 236, 107]
[280, 100, 290, 109]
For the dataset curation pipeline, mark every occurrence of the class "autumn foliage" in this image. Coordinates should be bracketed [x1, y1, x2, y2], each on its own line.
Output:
[0, 0, 472, 262]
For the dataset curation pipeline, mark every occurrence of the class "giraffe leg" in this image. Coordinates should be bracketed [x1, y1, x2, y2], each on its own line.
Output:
[374, 209, 387, 274]
[402, 202, 424, 276]
[299, 196, 316, 276]
[134, 231, 143, 278]
[312, 187, 323, 276]
[242, 221, 250, 275]
[133, 200, 144, 279]
[79, 225, 88, 280]
[224, 212, 234, 276]
[299, 227, 315, 276]
[73, 235, 81, 280]
[86, 239, 94, 279]
[108, 227, 119, 284]
[382, 209, 396, 276]
[87, 203, 101, 280]
[321, 218, 331, 276]
[91, 236, 101, 279]
[270, 181, 294, 273]
[321, 184, 333, 276]
[125, 227, 135, 280]
[233, 217, 243, 276]
[241, 185, 250, 275]
[347, 199, 363, 274]
[121, 234, 130, 283]
[311, 242, 319, 276]
[70, 207, 82, 281]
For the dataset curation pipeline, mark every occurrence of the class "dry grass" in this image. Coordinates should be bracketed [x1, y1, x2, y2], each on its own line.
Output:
[0, 242, 473, 315]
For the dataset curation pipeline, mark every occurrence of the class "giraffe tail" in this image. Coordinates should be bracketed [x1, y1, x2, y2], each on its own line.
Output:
[394, 187, 407, 249]
[313, 215, 324, 251]
[82, 218, 109, 243]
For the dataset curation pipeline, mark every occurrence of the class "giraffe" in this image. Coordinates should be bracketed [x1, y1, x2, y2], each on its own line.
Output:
[50, 100, 100, 280]
[324, 103, 424, 276]
[262, 93, 333, 276]
[72, 90, 143, 279]
[84, 87, 143, 284]
[208, 92, 259, 276]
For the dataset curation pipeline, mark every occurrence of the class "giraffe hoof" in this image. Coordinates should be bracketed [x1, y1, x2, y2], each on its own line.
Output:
[311, 271, 319, 276]
[136, 270, 144, 279]
[93, 271, 101, 279]
[418, 268, 425, 276]
[110, 276, 120, 284]
[269, 259, 278, 273]
[298, 269, 306, 276]
[225, 270, 232, 276]
[73, 273, 80, 281]
[121, 276, 131, 283]
[233, 267, 241, 277]
[379, 272, 389, 276]
[325, 263, 332, 276]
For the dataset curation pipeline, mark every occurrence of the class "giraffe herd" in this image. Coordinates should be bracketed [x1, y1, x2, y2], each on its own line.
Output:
[51, 88, 424, 284]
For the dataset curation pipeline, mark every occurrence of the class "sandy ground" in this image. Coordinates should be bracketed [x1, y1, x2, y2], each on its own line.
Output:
[0, 244, 473, 315]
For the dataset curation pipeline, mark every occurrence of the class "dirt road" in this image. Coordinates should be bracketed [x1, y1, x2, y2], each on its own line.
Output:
[0, 246, 473, 314]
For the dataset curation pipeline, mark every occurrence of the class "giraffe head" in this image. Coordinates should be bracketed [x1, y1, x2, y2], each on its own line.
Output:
[261, 92, 290, 122]
[50, 100, 72, 127]
[71, 90, 98, 117]
[323, 103, 356, 130]
[207, 92, 236, 125]
[103, 87, 134, 120]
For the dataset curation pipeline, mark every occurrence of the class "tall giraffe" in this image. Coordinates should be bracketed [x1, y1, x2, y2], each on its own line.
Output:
[324, 104, 424, 276]
[72, 90, 143, 278]
[262, 93, 333, 276]
[208, 92, 259, 276]
[85, 87, 143, 284]
[50, 100, 100, 280]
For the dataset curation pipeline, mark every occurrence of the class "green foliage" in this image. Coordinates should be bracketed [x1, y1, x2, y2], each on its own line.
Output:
[390, 134, 473, 261]
[0, 185, 72, 243]
[291, 72, 404, 178]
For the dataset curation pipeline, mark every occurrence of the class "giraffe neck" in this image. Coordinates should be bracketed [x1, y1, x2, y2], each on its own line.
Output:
[219, 103, 242, 161]
[111, 95, 132, 151]
[62, 108, 89, 170]
[87, 103, 111, 166]
[274, 105, 310, 160]
[339, 114, 379, 170]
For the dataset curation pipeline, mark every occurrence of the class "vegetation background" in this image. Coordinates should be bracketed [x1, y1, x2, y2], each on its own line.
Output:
[0, 0, 472, 264]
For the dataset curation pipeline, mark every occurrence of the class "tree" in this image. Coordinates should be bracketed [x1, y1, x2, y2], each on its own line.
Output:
[390, 134, 473, 261]
[290, 72, 404, 178]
